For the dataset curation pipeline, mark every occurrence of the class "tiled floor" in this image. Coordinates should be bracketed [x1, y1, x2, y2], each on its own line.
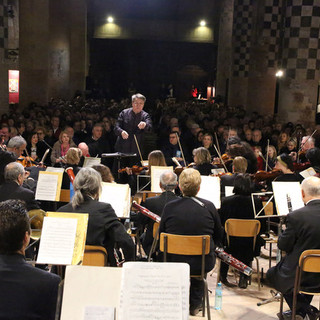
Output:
[191, 245, 320, 320]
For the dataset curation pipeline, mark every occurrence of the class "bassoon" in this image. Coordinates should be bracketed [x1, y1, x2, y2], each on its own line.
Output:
[132, 201, 252, 276]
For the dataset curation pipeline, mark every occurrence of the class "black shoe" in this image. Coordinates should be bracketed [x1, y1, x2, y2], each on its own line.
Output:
[307, 305, 320, 320]
[276, 310, 306, 320]
[220, 277, 237, 288]
[238, 275, 248, 289]
[190, 305, 202, 316]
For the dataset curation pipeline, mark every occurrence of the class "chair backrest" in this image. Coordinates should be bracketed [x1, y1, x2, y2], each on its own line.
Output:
[153, 222, 160, 239]
[225, 218, 261, 250]
[159, 233, 210, 256]
[159, 233, 210, 278]
[60, 189, 70, 202]
[299, 249, 320, 273]
[82, 245, 108, 266]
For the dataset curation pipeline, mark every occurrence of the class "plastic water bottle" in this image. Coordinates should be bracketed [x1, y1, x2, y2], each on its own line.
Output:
[214, 282, 223, 310]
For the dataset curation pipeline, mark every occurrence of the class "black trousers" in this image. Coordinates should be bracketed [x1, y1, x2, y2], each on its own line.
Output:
[190, 278, 204, 309]
[267, 266, 313, 317]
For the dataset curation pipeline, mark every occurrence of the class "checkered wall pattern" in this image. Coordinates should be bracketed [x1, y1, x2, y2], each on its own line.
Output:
[282, 0, 320, 80]
[232, 0, 253, 78]
[263, 0, 283, 69]
[0, 0, 8, 52]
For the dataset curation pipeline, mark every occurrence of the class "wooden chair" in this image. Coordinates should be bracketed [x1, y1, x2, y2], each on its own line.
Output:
[290, 250, 320, 319]
[147, 222, 160, 262]
[60, 189, 70, 202]
[82, 245, 108, 266]
[159, 233, 211, 320]
[225, 218, 261, 290]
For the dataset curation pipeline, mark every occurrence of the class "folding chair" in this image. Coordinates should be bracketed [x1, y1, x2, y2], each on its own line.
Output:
[82, 245, 108, 266]
[159, 233, 211, 320]
[291, 249, 320, 320]
[225, 218, 261, 290]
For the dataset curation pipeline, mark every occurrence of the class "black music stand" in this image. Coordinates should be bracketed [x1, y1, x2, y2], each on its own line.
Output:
[102, 152, 137, 180]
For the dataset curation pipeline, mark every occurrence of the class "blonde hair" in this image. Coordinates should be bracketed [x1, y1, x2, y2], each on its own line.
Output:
[233, 156, 248, 173]
[147, 150, 167, 174]
[66, 148, 82, 165]
[179, 168, 201, 197]
[193, 147, 211, 165]
[59, 130, 70, 144]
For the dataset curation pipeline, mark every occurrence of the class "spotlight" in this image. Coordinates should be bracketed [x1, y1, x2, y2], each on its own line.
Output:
[200, 20, 206, 26]
[275, 70, 284, 77]
[107, 16, 114, 23]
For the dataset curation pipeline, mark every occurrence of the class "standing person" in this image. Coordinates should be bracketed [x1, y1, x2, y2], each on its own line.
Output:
[159, 168, 222, 316]
[114, 93, 152, 168]
[0, 200, 61, 320]
[267, 177, 320, 320]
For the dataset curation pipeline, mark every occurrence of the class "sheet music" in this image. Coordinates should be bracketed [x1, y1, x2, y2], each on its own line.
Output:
[46, 166, 65, 173]
[37, 217, 77, 265]
[118, 262, 189, 320]
[211, 168, 225, 175]
[35, 171, 62, 201]
[47, 212, 88, 265]
[61, 266, 122, 320]
[151, 166, 173, 192]
[100, 183, 130, 218]
[272, 182, 304, 216]
[84, 306, 115, 320]
[197, 175, 221, 209]
[225, 186, 234, 197]
[83, 157, 101, 168]
[299, 167, 317, 179]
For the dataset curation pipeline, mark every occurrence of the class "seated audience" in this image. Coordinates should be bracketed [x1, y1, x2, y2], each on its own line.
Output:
[0, 200, 61, 320]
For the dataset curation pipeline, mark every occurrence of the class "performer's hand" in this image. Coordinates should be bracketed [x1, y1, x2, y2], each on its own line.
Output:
[138, 121, 146, 129]
[24, 170, 30, 180]
[121, 131, 129, 139]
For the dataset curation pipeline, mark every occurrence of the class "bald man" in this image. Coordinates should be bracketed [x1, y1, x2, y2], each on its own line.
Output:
[267, 177, 320, 320]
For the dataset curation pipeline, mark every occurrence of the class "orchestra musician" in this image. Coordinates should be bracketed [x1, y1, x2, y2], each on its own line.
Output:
[192, 147, 216, 175]
[138, 170, 178, 256]
[58, 168, 135, 266]
[267, 177, 320, 320]
[0, 200, 60, 320]
[159, 168, 222, 316]
[162, 131, 185, 167]
[274, 154, 303, 183]
[219, 174, 265, 289]
[306, 148, 320, 176]
[220, 156, 248, 199]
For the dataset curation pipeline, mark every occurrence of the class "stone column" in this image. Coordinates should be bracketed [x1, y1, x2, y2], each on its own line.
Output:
[278, 0, 320, 125]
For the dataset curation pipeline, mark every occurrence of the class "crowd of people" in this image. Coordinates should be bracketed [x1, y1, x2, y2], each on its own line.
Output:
[1, 93, 320, 319]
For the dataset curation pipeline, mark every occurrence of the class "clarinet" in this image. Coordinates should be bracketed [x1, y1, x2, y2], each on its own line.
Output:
[132, 201, 253, 276]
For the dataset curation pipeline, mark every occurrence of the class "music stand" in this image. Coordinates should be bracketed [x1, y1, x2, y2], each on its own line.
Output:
[102, 152, 137, 180]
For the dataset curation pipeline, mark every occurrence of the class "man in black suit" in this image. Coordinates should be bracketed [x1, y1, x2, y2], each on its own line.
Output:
[0, 200, 61, 320]
[140, 170, 178, 255]
[267, 176, 320, 320]
[159, 168, 222, 316]
[0, 162, 39, 211]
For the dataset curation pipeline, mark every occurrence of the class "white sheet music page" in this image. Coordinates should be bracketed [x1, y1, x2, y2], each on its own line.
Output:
[83, 306, 114, 320]
[37, 217, 77, 265]
[198, 175, 221, 209]
[35, 172, 59, 201]
[83, 157, 101, 168]
[118, 262, 189, 320]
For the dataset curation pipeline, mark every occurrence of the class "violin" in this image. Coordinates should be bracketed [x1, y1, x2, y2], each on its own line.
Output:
[17, 156, 38, 168]
[253, 169, 282, 182]
[173, 162, 195, 176]
[118, 165, 148, 174]
[293, 161, 311, 172]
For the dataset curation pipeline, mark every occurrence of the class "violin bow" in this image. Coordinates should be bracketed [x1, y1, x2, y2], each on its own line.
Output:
[265, 139, 270, 171]
[214, 132, 221, 156]
[297, 129, 317, 162]
[134, 134, 144, 166]
[213, 144, 229, 173]
[175, 132, 187, 167]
